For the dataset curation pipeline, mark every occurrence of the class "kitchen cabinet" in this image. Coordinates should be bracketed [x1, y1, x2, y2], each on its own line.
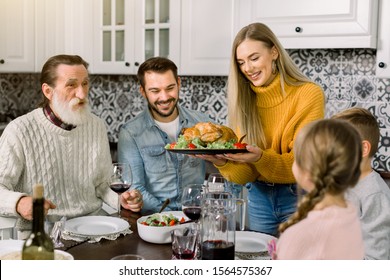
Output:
[92, 0, 180, 74]
[35, 0, 94, 71]
[376, 0, 390, 78]
[180, 0, 237, 76]
[0, 0, 35, 73]
[237, 0, 379, 49]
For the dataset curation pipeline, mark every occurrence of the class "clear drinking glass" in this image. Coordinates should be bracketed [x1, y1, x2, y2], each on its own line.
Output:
[171, 227, 198, 260]
[109, 163, 132, 218]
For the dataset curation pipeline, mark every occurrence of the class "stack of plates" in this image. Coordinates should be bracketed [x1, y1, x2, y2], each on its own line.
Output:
[235, 231, 275, 260]
[64, 216, 129, 237]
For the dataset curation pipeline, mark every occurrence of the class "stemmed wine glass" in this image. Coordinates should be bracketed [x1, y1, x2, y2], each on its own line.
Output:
[181, 184, 203, 259]
[110, 163, 132, 218]
[181, 184, 203, 222]
[206, 173, 227, 193]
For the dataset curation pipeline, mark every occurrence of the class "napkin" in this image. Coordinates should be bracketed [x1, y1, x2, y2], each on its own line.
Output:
[62, 227, 133, 243]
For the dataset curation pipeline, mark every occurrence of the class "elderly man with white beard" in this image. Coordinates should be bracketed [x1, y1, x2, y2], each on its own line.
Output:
[0, 55, 143, 237]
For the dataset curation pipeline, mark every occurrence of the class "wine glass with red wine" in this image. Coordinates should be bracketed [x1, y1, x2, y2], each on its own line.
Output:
[181, 184, 203, 259]
[110, 163, 132, 218]
[181, 184, 203, 222]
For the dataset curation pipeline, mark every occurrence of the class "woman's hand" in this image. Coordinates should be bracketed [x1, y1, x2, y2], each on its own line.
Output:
[121, 189, 143, 212]
[196, 145, 262, 165]
[195, 154, 228, 166]
[217, 144, 262, 163]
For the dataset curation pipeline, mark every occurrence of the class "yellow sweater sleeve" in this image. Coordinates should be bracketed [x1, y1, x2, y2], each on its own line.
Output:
[217, 81, 325, 185]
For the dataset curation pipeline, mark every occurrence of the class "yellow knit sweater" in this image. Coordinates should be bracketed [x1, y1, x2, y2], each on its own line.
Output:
[218, 74, 325, 184]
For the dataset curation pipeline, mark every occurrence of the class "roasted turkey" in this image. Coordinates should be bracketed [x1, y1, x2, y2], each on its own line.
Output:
[181, 122, 238, 145]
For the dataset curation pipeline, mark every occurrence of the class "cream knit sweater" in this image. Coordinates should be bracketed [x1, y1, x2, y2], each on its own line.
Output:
[0, 108, 117, 230]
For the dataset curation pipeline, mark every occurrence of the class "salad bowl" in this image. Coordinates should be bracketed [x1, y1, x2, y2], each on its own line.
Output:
[137, 211, 190, 244]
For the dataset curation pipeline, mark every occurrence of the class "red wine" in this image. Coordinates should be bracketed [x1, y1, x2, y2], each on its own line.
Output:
[110, 183, 131, 194]
[183, 207, 201, 221]
[201, 240, 235, 260]
[174, 249, 195, 260]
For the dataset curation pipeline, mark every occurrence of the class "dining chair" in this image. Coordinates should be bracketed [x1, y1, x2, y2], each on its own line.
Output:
[0, 216, 17, 240]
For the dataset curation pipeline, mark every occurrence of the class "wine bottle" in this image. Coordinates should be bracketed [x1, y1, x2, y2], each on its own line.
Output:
[22, 184, 54, 260]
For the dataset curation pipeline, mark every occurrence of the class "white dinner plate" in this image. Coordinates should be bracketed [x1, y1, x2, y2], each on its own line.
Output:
[64, 216, 129, 236]
[0, 240, 73, 260]
[235, 231, 275, 253]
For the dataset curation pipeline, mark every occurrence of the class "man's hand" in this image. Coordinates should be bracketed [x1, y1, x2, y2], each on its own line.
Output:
[16, 196, 56, 220]
[121, 189, 143, 212]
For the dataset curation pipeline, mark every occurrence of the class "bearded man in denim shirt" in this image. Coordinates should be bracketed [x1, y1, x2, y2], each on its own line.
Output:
[118, 57, 211, 213]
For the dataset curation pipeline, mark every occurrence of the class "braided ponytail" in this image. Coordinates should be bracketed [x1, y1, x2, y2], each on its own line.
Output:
[279, 119, 362, 234]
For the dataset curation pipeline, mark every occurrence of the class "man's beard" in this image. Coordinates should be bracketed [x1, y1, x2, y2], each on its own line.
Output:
[147, 97, 178, 119]
[51, 92, 91, 125]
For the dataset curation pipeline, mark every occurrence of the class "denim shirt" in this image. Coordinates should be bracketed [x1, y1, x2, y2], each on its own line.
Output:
[118, 106, 211, 213]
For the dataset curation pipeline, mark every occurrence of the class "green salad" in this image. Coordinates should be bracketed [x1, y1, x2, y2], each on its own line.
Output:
[140, 213, 184, 227]
[166, 135, 237, 150]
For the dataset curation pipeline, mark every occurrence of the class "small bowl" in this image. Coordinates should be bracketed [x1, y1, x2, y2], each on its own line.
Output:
[137, 211, 189, 244]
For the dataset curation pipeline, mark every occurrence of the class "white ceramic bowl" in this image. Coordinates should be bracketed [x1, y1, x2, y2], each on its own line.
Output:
[0, 239, 73, 260]
[137, 211, 190, 244]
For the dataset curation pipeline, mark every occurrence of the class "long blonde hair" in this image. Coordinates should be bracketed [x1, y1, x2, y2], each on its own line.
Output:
[227, 22, 313, 148]
[278, 119, 362, 233]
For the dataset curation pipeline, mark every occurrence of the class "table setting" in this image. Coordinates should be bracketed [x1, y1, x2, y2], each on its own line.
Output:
[61, 215, 133, 243]
[0, 169, 276, 260]
[128, 173, 276, 261]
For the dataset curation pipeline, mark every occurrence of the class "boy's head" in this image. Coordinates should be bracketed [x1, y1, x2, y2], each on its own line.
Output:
[331, 107, 380, 158]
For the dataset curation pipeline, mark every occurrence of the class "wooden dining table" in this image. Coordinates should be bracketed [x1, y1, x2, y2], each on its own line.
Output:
[61, 209, 173, 260]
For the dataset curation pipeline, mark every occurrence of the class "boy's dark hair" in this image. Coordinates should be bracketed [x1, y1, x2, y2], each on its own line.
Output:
[331, 107, 380, 157]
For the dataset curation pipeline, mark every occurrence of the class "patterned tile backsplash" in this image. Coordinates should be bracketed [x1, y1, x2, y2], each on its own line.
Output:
[1, 49, 390, 171]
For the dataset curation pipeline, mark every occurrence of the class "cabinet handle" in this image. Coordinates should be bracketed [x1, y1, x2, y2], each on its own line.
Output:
[135, 62, 139, 67]
[378, 62, 386, 68]
[125, 62, 130, 67]
[0, 59, 4, 64]
[295, 27, 302, 33]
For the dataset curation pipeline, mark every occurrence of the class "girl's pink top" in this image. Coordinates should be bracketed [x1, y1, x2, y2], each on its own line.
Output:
[276, 203, 364, 260]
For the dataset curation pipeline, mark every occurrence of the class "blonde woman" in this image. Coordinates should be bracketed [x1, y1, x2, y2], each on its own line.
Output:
[199, 22, 325, 236]
[275, 119, 364, 259]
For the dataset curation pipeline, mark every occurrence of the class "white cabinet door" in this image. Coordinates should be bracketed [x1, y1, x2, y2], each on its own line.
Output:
[237, 0, 378, 49]
[92, 0, 180, 75]
[134, 0, 181, 67]
[180, 0, 237, 76]
[376, 0, 390, 78]
[35, 0, 94, 71]
[0, 0, 35, 73]
[93, 0, 135, 74]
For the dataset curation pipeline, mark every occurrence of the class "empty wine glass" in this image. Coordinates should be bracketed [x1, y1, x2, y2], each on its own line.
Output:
[206, 173, 227, 193]
[110, 163, 132, 218]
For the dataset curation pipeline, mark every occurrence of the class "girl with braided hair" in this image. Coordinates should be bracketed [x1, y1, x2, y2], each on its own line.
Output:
[274, 119, 365, 259]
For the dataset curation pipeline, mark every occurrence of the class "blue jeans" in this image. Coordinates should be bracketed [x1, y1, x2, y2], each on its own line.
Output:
[246, 181, 298, 237]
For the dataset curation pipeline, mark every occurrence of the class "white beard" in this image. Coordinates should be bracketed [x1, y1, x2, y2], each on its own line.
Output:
[51, 92, 91, 125]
